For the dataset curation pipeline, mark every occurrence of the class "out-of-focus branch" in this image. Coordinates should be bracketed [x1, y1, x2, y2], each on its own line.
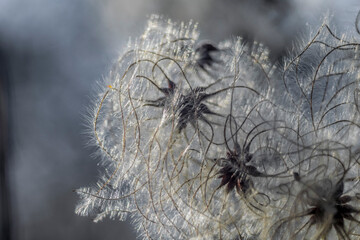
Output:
[0, 45, 12, 240]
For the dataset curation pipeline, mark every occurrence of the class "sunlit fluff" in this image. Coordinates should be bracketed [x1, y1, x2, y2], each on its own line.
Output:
[76, 14, 360, 239]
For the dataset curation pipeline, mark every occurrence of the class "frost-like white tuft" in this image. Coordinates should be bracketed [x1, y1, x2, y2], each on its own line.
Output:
[76, 14, 360, 239]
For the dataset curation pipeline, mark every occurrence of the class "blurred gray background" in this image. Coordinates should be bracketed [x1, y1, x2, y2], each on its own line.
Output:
[0, 0, 359, 239]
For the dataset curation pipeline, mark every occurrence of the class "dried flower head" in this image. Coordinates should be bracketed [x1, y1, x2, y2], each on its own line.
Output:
[76, 14, 360, 240]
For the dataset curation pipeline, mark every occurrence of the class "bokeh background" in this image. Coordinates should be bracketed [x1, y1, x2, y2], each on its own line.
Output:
[1, 0, 359, 239]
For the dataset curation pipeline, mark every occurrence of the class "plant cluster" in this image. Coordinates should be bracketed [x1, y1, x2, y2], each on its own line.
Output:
[76, 15, 360, 239]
